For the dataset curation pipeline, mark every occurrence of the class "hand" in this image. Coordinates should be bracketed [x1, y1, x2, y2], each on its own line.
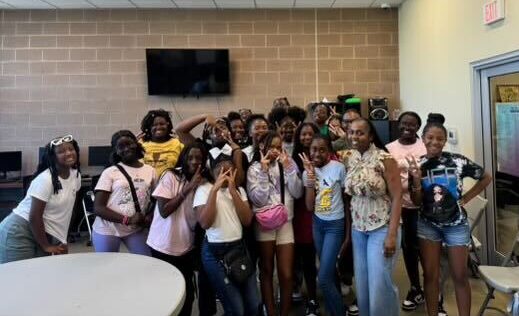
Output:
[44, 244, 68, 255]
[384, 235, 397, 258]
[214, 168, 230, 190]
[260, 150, 271, 172]
[185, 165, 203, 193]
[329, 124, 346, 139]
[222, 130, 240, 150]
[226, 168, 237, 191]
[278, 149, 292, 169]
[129, 212, 144, 226]
[330, 105, 338, 116]
[338, 238, 350, 259]
[135, 132, 145, 141]
[205, 115, 216, 127]
[405, 155, 422, 179]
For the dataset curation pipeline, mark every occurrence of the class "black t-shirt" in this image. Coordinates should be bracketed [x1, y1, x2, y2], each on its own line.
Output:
[418, 152, 484, 227]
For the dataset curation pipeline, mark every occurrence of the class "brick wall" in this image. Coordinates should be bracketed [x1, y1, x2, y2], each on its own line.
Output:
[0, 8, 399, 173]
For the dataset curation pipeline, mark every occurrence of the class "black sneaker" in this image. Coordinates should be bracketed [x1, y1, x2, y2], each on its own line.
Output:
[438, 294, 448, 316]
[402, 287, 425, 311]
[305, 300, 319, 316]
[347, 299, 359, 316]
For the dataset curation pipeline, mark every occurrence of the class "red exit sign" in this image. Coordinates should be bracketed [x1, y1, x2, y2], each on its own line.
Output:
[484, 0, 505, 25]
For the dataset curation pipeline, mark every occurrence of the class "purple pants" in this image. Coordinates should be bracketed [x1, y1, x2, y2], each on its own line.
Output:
[92, 229, 151, 256]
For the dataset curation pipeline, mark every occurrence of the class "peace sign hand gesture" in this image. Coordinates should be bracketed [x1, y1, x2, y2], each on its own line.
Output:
[329, 124, 346, 139]
[298, 152, 316, 186]
[405, 155, 421, 179]
[278, 149, 292, 169]
[260, 150, 271, 173]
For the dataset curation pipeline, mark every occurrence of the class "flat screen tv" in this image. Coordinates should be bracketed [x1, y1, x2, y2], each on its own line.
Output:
[146, 49, 230, 96]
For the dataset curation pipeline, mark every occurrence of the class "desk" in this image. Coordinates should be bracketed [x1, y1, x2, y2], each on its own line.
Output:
[0, 253, 186, 316]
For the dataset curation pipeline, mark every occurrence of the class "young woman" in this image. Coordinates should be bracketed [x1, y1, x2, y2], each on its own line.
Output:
[268, 106, 306, 156]
[0, 135, 81, 263]
[194, 157, 260, 316]
[333, 109, 361, 152]
[300, 135, 348, 316]
[247, 131, 303, 316]
[386, 111, 427, 311]
[408, 114, 492, 316]
[147, 142, 209, 316]
[92, 130, 156, 255]
[140, 109, 184, 177]
[311, 103, 331, 137]
[342, 118, 402, 316]
[243, 114, 269, 163]
[292, 123, 320, 316]
[228, 111, 249, 148]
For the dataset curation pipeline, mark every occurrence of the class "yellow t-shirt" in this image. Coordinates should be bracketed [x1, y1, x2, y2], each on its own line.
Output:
[141, 138, 184, 177]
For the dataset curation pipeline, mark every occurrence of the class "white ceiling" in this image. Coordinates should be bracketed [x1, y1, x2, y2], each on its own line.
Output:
[0, 0, 404, 9]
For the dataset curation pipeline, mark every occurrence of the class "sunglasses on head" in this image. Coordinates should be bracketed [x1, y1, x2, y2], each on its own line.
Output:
[50, 135, 74, 148]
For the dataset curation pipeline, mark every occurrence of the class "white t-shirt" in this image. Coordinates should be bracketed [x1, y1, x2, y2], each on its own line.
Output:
[192, 182, 248, 243]
[93, 163, 156, 237]
[147, 171, 198, 256]
[13, 169, 81, 244]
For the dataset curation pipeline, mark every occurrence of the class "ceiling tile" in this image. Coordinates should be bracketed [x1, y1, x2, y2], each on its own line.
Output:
[294, 0, 332, 8]
[131, 0, 176, 8]
[371, 0, 403, 8]
[2, 0, 55, 8]
[332, 0, 373, 8]
[88, 0, 135, 8]
[173, 0, 216, 8]
[255, 0, 293, 8]
[45, 0, 95, 8]
[215, 0, 254, 9]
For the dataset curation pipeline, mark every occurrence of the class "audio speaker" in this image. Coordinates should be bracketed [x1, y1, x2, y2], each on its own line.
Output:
[368, 97, 389, 120]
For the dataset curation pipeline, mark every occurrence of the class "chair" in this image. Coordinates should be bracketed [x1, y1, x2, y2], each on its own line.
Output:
[78, 175, 100, 246]
[477, 230, 519, 315]
[464, 196, 489, 276]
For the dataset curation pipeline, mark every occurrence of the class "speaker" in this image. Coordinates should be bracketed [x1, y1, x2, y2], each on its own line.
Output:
[368, 97, 389, 120]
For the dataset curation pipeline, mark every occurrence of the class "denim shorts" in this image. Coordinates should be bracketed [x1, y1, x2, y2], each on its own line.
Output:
[417, 217, 470, 247]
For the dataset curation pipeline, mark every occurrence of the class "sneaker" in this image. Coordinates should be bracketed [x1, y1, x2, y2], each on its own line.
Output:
[347, 300, 359, 316]
[402, 287, 425, 311]
[305, 300, 319, 316]
[438, 294, 448, 316]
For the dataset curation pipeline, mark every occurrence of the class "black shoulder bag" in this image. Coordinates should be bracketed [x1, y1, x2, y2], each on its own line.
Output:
[115, 164, 143, 214]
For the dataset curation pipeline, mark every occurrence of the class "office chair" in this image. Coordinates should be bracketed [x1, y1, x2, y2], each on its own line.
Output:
[477, 230, 519, 315]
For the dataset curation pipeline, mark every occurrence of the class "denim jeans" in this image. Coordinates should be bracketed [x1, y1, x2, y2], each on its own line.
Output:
[202, 239, 260, 316]
[352, 226, 401, 316]
[312, 215, 345, 316]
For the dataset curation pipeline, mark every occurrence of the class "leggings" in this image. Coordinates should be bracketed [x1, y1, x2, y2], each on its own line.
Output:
[92, 229, 151, 256]
[294, 242, 317, 300]
[401, 208, 421, 289]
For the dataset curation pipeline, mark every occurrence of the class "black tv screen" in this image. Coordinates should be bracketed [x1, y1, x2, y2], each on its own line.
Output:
[146, 49, 230, 96]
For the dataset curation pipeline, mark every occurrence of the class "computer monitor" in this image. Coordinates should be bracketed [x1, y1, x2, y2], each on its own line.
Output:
[88, 146, 111, 167]
[0, 151, 22, 179]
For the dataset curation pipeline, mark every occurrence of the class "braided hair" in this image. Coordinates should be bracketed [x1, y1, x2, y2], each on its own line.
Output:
[140, 109, 174, 142]
[34, 139, 81, 194]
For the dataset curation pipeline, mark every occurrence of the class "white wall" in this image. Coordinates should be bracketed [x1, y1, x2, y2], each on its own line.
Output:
[399, 0, 519, 159]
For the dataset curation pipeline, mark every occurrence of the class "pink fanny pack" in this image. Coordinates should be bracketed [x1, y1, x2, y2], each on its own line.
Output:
[255, 204, 288, 231]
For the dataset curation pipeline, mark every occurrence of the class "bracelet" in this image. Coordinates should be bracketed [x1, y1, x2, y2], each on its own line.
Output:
[122, 215, 129, 225]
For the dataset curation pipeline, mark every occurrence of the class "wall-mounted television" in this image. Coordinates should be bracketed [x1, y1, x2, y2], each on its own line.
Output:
[146, 49, 230, 96]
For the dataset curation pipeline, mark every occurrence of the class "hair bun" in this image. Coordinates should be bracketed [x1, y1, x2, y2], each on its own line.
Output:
[427, 113, 445, 125]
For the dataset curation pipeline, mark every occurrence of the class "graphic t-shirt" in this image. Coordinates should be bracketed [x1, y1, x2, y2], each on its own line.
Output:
[141, 138, 184, 177]
[418, 152, 484, 227]
[303, 160, 346, 221]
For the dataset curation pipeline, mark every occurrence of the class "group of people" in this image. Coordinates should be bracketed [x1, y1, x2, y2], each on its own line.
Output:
[0, 96, 492, 316]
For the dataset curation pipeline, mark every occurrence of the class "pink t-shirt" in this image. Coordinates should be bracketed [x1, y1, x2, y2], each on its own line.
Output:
[93, 163, 156, 237]
[386, 139, 427, 209]
[147, 171, 198, 256]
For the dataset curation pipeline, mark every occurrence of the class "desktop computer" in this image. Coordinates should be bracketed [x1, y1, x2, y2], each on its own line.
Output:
[0, 151, 22, 181]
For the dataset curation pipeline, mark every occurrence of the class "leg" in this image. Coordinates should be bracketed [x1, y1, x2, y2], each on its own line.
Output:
[0, 214, 40, 263]
[351, 229, 368, 316]
[258, 241, 276, 316]
[315, 218, 345, 316]
[92, 230, 121, 252]
[419, 238, 442, 316]
[198, 265, 217, 316]
[276, 243, 294, 316]
[300, 243, 317, 301]
[401, 208, 421, 289]
[121, 229, 151, 256]
[447, 246, 471, 316]
[240, 267, 261, 316]
[366, 227, 401, 316]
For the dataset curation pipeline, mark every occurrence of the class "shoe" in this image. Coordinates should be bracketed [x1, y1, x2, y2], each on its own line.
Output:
[401, 286, 425, 311]
[305, 300, 319, 316]
[347, 299, 359, 316]
[438, 294, 448, 316]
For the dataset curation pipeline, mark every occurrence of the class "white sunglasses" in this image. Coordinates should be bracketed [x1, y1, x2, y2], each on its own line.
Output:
[50, 135, 74, 147]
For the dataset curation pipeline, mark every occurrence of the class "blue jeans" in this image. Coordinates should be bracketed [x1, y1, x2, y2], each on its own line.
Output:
[312, 215, 345, 316]
[202, 239, 260, 316]
[352, 226, 401, 316]
[92, 230, 151, 256]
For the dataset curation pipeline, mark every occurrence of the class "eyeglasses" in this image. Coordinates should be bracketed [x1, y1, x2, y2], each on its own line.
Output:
[50, 135, 74, 147]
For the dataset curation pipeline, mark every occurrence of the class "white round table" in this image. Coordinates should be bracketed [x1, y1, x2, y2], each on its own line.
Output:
[0, 253, 185, 316]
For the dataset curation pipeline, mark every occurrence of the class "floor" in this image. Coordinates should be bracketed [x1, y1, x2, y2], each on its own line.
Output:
[69, 235, 510, 316]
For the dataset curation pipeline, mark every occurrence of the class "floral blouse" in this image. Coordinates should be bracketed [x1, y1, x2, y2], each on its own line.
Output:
[341, 144, 393, 232]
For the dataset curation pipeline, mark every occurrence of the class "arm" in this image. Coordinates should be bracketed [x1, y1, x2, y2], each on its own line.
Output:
[339, 193, 352, 258]
[460, 171, 492, 206]
[230, 187, 253, 226]
[246, 163, 271, 208]
[157, 170, 202, 218]
[304, 170, 316, 212]
[382, 158, 403, 257]
[174, 114, 213, 146]
[28, 197, 67, 254]
[94, 191, 143, 225]
[232, 149, 245, 186]
[285, 162, 303, 199]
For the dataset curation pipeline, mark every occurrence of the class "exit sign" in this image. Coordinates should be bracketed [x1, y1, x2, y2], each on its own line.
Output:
[484, 0, 505, 25]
